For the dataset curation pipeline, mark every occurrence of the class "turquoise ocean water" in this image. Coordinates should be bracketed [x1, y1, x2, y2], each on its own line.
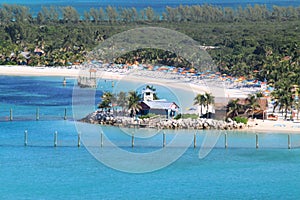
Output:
[1, 76, 300, 199]
[0, 0, 299, 16]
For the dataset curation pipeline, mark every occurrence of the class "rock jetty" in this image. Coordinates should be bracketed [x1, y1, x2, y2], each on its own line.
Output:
[80, 111, 246, 130]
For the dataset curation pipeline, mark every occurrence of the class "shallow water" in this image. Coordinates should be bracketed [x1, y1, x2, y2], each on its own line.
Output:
[1, 130, 300, 199]
[1, 76, 300, 199]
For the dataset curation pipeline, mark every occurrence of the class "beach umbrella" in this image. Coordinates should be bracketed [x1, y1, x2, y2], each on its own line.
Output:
[159, 66, 169, 71]
[189, 68, 196, 73]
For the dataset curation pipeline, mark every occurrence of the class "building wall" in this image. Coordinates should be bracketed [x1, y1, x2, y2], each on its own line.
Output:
[149, 109, 167, 116]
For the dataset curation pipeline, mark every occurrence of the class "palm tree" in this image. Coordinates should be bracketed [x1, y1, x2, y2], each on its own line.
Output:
[127, 91, 142, 118]
[271, 81, 294, 119]
[292, 85, 300, 120]
[117, 91, 127, 115]
[146, 85, 159, 100]
[98, 92, 113, 111]
[194, 94, 206, 117]
[244, 94, 260, 118]
[226, 98, 243, 118]
[255, 91, 264, 98]
[204, 92, 215, 118]
[279, 93, 293, 120]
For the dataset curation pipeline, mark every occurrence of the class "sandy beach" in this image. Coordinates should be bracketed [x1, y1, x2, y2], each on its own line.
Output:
[0, 65, 224, 97]
[0, 65, 248, 98]
[0, 65, 81, 77]
[245, 119, 300, 134]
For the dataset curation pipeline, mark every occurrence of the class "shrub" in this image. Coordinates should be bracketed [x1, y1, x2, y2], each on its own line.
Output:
[174, 113, 198, 120]
[233, 116, 248, 124]
[174, 114, 182, 120]
[139, 113, 157, 119]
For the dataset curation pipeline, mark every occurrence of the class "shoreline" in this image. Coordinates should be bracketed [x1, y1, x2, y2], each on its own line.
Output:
[0, 65, 226, 99]
[2, 65, 299, 134]
[0, 65, 246, 98]
[0, 65, 80, 77]
[244, 119, 300, 134]
[82, 110, 300, 134]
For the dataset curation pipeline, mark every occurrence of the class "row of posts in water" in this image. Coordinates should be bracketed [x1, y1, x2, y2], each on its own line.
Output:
[7, 108, 68, 121]
[23, 130, 293, 149]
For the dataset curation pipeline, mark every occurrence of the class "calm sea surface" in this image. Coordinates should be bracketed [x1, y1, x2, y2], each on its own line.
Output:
[0, 0, 299, 15]
[1, 75, 300, 199]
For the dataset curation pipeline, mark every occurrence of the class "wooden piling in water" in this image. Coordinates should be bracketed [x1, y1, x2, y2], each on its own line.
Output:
[101, 131, 103, 147]
[54, 131, 58, 147]
[131, 134, 134, 148]
[256, 134, 259, 149]
[64, 108, 67, 120]
[24, 130, 28, 146]
[36, 107, 39, 121]
[225, 133, 228, 149]
[288, 134, 291, 149]
[163, 132, 166, 147]
[9, 108, 13, 121]
[77, 132, 81, 147]
[63, 77, 66, 86]
[194, 132, 197, 148]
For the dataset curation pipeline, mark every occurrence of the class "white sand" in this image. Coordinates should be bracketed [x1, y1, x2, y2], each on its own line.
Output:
[0, 65, 243, 98]
[0, 65, 80, 77]
[246, 119, 300, 134]
[0, 65, 216, 96]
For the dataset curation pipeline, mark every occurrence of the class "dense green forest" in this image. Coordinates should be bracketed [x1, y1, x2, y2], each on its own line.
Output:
[0, 4, 299, 79]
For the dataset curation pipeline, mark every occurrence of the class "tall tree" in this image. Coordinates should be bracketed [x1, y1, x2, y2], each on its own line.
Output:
[127, 91, 141, 118]
[61, 6, 79, 23]
[244, 94, 261, 118]
[145, 7, 155, 22]
[98, 92, 113, 111]
[204, 92, 215, 118]
[146, 85, 159, 100]
[117, 91, 127, 115]
[194, 94, 206, 117]
[106, 6, 118, 23]
[227, 99, 244, 118]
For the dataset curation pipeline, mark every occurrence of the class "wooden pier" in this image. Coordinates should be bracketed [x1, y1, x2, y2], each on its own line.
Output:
[77, 68, 97, 88]
[17, 130, 299, 149]
[0, 107, 70, 122]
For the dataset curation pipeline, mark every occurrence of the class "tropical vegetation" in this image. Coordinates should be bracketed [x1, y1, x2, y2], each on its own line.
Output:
[174, 113, 199, 120]
[233, 116, 248, 125]
[194, 92, 214, 118]
[226, 93, 268, 120]
[0, 4, 299, 73]
[98, 90, 141, 118]
[0, 4, 299, 116]
[127, 91, 142, 118]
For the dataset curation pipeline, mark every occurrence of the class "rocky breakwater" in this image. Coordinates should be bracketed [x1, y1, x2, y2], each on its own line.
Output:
[80, 111, 246, 130]
[135, 117, 246, 130]
[80, 110, 117, 125]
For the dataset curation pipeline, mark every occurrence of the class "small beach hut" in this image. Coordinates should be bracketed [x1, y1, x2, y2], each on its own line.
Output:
[140, 100, 179, 118]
